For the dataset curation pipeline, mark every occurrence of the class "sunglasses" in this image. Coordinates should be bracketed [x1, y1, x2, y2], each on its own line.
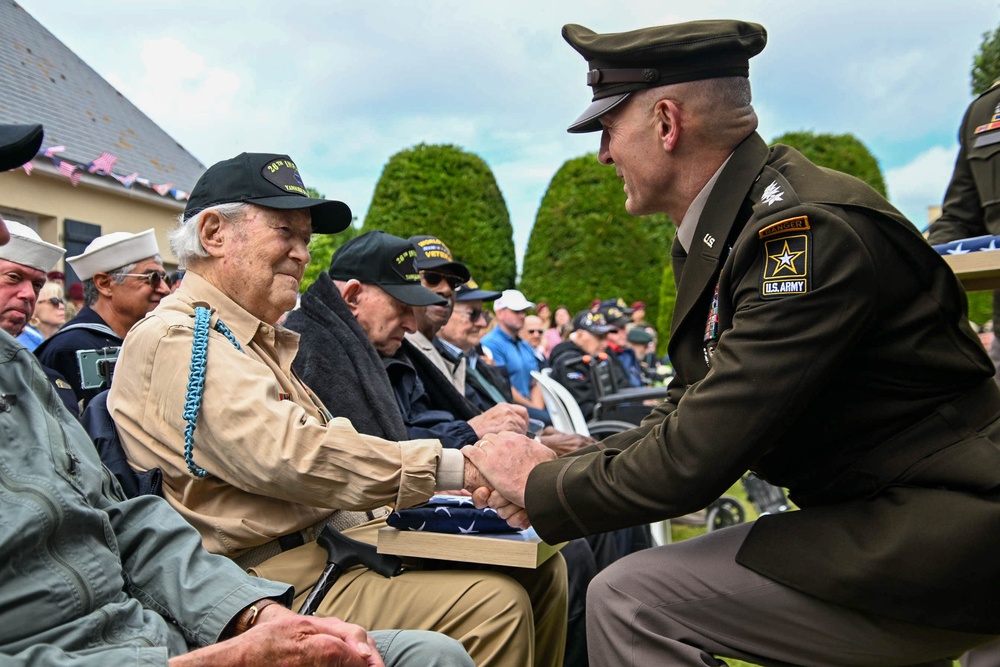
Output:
[44, 297, 65, 307]
[454, 307, 485, 322]
[122, 271, 172, 289]
[526, 329, 544, 334]
[420, 270, 464, 290]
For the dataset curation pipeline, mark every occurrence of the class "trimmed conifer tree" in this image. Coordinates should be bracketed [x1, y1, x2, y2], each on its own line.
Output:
[362, 143, 516, 290]
[520, 154, 674, 330]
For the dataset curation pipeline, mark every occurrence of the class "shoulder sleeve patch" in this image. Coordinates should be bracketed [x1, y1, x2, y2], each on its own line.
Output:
[759, 216, 811, 300]
[759, 215, 811, 239]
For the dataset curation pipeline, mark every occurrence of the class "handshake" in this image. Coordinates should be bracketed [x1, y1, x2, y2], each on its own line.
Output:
[461, 432, 558, 530]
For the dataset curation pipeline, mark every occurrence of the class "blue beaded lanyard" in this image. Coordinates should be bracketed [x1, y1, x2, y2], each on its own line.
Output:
[183, 306, 242, 477]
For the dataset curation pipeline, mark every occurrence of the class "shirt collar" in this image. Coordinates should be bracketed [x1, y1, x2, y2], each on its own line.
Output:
[175, 271, 295, 350]
[676, 154, 733, 253]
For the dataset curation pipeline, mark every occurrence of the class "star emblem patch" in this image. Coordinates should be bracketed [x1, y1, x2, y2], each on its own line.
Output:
[759, 216, 811, 300]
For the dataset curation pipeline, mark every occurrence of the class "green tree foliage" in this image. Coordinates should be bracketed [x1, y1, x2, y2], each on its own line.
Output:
[300, 186, 359, 292]
[972, 24, 1000, 95]
[967, 291, 993, 328]
[771, 131, 887, 197]
[520, 154, 674, 331]
[362, 144, 516, 290]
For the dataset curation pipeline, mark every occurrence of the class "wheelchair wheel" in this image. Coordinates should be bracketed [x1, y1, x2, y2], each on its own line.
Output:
[705, 496, 745, 532]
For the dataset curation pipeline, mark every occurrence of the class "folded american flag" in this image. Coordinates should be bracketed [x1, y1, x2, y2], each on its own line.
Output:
[933, 235, 1000, 254]
[387, 494, 519, 534]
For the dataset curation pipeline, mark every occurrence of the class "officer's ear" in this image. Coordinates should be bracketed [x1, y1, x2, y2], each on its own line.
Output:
[653, 98, 681, 153]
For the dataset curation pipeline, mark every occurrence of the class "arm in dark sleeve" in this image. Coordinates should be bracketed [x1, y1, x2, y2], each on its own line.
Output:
[550, 357, 598, 419]
[389, 366, 478, 448]
[526, 208, 879, 542]
[929, 104, 987, 244]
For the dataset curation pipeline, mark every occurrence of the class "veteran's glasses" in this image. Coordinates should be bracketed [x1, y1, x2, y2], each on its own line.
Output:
[454, 307, 485, 322]
[420, 270, 464, 290]
[122, 271, 172, 290]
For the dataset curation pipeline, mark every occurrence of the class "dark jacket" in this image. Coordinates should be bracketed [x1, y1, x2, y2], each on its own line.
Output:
[549, 340, 601, 420]
[284, 272, 408, 442]
[36, 306, 121, 409]
[383, 339, 478, 449]
[525, 132, 1000, 634]
[433, 340, 514, 412]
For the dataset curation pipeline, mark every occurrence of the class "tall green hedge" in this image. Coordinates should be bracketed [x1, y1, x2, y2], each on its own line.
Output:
[362, 144, 516, 290]
[520, 154, 674, 329]
[770, 131, 887, 197]
[300, 186, 359, 292]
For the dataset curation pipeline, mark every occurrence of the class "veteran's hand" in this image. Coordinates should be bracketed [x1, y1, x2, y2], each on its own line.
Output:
[169, 608, 383, 667]
[467, 403, 529, 437]
[462, 431, 556, 508]
[472, 486, 531, 530]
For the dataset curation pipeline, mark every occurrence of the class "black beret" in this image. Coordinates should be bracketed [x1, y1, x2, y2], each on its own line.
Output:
[563, 20, 767, 133]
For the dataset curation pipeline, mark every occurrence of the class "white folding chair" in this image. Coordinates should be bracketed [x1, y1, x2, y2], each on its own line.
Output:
[531, 369, 591, 436]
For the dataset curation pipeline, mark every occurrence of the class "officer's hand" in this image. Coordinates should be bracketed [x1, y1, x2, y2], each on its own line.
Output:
[462, 431, 555, 507]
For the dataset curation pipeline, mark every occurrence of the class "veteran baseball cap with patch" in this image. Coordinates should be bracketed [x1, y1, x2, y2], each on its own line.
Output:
[408, 235, 471, 283]
[0, 123, 43, 172]
[572, 310, 614, 335]
[184, 153, 352, 234]
[598, 297, 633, 327]
[563, 20, 767, 133]
[329, 231, 446, 307]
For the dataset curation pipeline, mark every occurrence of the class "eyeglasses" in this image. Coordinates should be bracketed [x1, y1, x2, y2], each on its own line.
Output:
[45, 297, 65, 307]
[454, 307, 485, 322]
[526, 329, 544, 334]
[420, 270, 464, 290]
[122, 272, 172, 290]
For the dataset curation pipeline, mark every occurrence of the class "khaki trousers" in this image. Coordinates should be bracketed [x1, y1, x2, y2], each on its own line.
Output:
[249, 518, 567, 667]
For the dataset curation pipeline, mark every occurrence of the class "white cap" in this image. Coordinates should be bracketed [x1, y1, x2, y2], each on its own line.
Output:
[67, 229, 160, 280]
[0, 219, 65, 273]
[494, 289, 534, 312]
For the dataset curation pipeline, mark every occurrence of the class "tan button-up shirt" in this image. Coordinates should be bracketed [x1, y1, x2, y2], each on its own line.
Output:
[109, 271, 462, 557]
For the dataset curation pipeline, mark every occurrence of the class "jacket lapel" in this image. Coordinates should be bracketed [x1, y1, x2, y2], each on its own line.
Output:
[670, 133, 770, 340]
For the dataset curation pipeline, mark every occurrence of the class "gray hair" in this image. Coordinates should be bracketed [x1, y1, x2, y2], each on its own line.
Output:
[82, 254, 163, 305]
[169, 202, 250, 268]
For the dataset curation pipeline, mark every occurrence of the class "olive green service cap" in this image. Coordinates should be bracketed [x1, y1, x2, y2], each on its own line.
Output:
[563, 20, 767, 133]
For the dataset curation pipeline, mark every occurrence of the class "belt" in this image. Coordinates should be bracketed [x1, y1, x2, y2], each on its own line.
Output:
[233, 506, 389, 570]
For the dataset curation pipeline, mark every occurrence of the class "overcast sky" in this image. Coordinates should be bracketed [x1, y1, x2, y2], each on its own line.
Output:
[16, 1, 999, 265]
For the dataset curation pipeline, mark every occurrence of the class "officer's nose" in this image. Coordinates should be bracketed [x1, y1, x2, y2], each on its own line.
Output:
[598, 128, 614, 166]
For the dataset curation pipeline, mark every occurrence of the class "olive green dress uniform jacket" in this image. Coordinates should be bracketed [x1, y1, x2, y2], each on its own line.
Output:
[525, 132, 1000, 634]
[929, 82, 1000, 242]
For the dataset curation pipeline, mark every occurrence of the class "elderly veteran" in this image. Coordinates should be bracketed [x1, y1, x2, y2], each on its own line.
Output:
[0, 218, 76, 413]
[109, 156, 567, 667]
[36, 228, 170, 408]
[463, 19, 1000, 666]
[0, 122, 472, 667]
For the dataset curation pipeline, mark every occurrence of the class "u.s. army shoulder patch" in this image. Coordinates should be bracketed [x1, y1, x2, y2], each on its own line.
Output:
[758, 216, 811, 300]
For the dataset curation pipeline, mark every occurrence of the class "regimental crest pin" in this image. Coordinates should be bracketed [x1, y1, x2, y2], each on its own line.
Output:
[761, 180, 784, 206]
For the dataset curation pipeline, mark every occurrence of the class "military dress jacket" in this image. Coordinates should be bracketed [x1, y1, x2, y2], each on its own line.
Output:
[929, 82, 1000, 243]
[525, 132, 1000, 634]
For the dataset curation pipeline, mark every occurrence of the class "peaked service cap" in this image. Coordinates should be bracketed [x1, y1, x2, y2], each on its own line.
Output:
[563, 20, 767, 133]
[0, 123, 43, 172]
[329, 231, 446, 307]
[185, 153, 352, 234]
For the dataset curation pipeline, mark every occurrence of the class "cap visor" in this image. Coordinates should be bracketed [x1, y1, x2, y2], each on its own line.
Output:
[567, 94, 630, 134]
[582, 325, 614, 335]
[381, 282, 448, 307]
[457, 288, 502, 302]
[0, 124, 43, 172]
[248, 195, 353, 234]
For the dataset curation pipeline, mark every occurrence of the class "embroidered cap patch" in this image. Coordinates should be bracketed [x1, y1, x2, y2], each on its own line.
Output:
[759, 216, 811, 299]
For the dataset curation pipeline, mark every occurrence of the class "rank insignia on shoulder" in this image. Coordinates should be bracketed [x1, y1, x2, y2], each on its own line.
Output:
[55, 379, 72, 390]
[759, 216, 811, 300]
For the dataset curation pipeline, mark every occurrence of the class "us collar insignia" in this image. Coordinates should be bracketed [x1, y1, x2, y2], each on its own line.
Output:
[759, 216, 811, 300]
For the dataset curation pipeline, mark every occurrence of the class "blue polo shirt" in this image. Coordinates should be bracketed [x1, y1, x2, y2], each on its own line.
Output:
[480, 327, 538, 398]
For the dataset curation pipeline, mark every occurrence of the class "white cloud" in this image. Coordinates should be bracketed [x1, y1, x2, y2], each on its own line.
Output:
[885, 144, 959, 231]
